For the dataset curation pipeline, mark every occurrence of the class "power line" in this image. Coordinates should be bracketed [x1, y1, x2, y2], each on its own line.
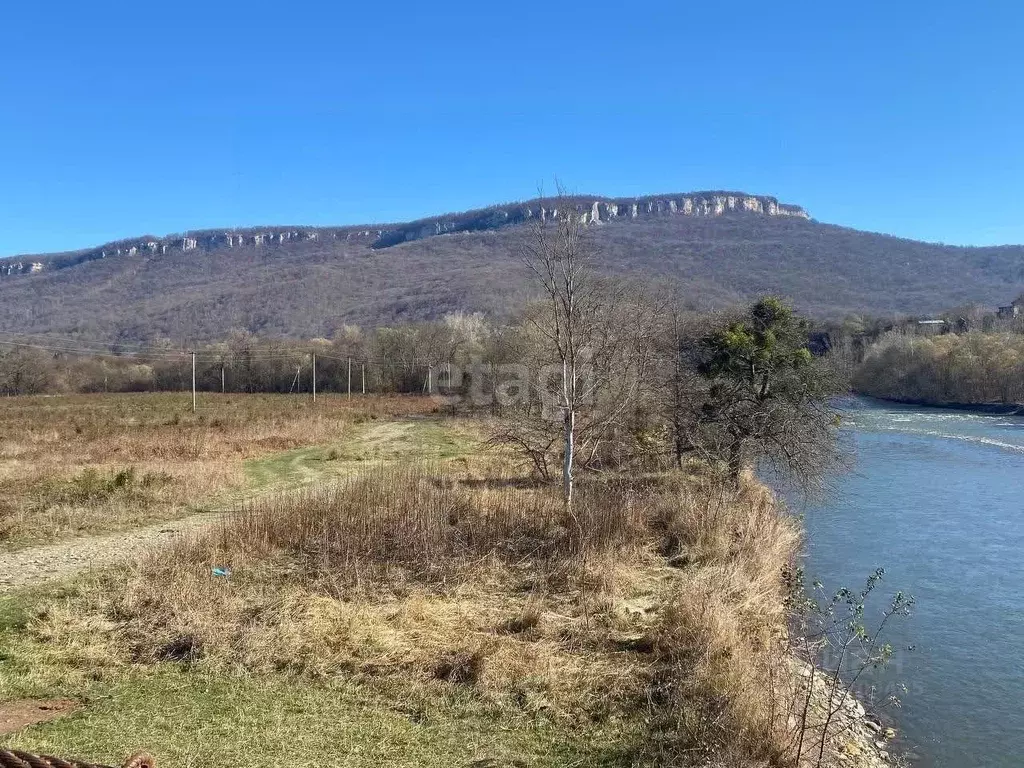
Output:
[0, 339, 172, 358]
[4, 336, 649, 369]
[2, 333, 189, 356]
[0, 338, 339, 363]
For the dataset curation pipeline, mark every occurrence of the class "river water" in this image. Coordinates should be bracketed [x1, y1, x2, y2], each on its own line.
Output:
[798, 397, 1024, 767]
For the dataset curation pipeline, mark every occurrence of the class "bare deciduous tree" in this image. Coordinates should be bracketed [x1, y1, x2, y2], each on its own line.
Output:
[524, 190, 589, 505]
[495, 187, 660, 505]
[0, 347, 54, 395]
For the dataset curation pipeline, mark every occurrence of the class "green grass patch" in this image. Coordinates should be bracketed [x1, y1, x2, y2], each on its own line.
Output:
[238, 418, 480, 496]
[0, 582, 636, 768]
[0, 595, 30, 634]
[2, 668, 636, 768]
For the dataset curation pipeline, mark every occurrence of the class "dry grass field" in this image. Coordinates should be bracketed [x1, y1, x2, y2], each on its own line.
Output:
[0, 392, 438, 548]
[0, 393, 872, 767]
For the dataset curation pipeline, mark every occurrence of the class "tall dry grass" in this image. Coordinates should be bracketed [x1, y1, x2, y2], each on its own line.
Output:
[56, 465, 654, 720]
[218, 464, 651, 581]
[31, 462, 819, 765]
[0, 392, 434, 468]
[645, 475, 805, 765]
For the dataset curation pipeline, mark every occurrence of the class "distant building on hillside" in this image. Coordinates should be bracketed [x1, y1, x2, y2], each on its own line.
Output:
[917, 319, 947, 335]
[998, 304, 1021, 320]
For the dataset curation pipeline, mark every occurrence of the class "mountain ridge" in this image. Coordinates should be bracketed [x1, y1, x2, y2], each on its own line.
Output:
[0, 191, 806, 276]
[1, 189, 1023, 343]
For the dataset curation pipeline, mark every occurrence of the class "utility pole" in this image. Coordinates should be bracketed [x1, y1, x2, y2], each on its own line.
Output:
[347, 357, 352, 400]
[361, 362, 366, 395]
[191, 351, 197, 413]
[311, 352, 317, 403]
[427, 364, 433, 395]
[221, 362, 225, 394]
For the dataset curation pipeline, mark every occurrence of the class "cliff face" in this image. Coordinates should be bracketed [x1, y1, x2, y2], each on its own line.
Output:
[2, 228, 384, 279]
[372, 192, 807, 248]
[1, 260, 44, 276]
[0, 191, 807, 279]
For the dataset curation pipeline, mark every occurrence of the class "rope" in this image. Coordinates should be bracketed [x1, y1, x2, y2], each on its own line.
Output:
[0, 751, 154, 768]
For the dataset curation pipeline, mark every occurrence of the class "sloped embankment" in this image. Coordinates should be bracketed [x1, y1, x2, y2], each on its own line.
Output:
[5, 464, 894, 766]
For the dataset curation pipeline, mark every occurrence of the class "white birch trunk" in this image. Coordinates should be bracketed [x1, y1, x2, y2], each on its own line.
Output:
[563, 357, 575, 507]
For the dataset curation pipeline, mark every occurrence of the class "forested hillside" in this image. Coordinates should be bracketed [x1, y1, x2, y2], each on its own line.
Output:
[2, 193, 1023, 342]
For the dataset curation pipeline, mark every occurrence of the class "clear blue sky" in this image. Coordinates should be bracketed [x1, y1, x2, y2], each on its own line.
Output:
[2, 0, 1022, 257]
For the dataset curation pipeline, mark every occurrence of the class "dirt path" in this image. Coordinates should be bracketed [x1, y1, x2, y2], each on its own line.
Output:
[0, 510, 223, 593]
[0, 418, 477, 594]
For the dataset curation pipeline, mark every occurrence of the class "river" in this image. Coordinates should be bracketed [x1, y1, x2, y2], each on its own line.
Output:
[798, 396, 1024, 766]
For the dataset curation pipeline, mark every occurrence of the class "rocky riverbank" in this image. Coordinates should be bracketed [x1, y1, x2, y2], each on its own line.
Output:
[794, 659, 907, 767]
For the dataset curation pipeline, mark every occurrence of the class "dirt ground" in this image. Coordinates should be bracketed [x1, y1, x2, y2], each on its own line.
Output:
[0, 700, 79, 736]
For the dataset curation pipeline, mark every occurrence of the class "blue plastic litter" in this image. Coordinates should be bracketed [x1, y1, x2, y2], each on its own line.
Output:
[212, 567, 231, 578]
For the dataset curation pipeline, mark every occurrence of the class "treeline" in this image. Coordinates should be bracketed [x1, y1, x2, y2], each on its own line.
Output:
[854, 331, 1024, 405]
[0, 317, 500, 397]
[0, 296, 845, 488]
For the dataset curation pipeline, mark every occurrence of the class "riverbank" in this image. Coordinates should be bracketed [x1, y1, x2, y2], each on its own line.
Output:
[797, 659, 903, 767]
[853, 393, 1024, 416]
[0, 393, 904, 766]
[852, 331, 1024, 411]
[0, 478, 903, 767]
